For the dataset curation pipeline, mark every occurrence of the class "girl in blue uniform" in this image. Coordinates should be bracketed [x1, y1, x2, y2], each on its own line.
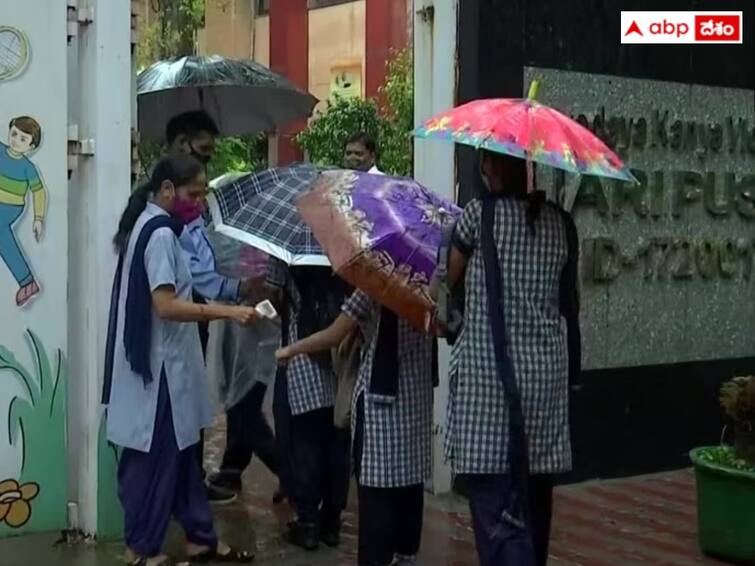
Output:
[104, 154, 257, 566]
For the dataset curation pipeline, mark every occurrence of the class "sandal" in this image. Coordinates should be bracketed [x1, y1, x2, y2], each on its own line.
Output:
[129, 557, 189, 566]
[189, 547, 254, 564]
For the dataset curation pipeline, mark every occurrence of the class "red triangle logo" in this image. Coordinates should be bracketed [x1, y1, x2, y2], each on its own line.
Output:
[625, 20, 644, 36]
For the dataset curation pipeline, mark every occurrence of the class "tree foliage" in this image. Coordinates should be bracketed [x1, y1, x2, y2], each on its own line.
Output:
[377, 49, 414, 177]
[136, 0, 266, 178]
[138, 135, 267, 181]
[296, 97, 382, 169]
[137, 0, 205, 69]
[297, 49, 414, 176]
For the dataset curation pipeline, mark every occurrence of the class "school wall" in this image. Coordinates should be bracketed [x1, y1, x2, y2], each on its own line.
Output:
[200, 0, 367, 112]
[0, 0, 69, 537]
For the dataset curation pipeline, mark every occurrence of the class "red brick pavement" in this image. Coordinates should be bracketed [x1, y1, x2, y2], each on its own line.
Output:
[548, 471, 731, 566]
[203, 418, 729, 566]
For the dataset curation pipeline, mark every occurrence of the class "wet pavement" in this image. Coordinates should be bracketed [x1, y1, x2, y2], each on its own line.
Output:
[0, 416, 735, 565]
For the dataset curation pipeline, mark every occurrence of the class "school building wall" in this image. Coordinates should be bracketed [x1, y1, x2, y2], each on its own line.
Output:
[0, 0, 69, 538]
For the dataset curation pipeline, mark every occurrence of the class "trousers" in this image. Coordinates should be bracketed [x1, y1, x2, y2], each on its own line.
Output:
[289, 405, 350, 524]
[214, 381, 278, 486]
[462, 473, 554, 566]
[354, 393, 424, 566]
[117, 374, 217, 557]
[0, 203, 32, 286]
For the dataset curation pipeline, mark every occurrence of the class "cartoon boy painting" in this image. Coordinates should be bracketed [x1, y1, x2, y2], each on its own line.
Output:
[0, 116, 46, 307]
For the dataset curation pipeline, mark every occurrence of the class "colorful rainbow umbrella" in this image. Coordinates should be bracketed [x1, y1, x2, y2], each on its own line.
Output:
[298, 170, 461, 332]
[414, 81, 637, 183]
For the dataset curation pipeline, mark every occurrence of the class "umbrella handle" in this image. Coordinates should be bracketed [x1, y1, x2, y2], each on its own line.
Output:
[527, 80, 539, 101]
[526, 159, 534, 194]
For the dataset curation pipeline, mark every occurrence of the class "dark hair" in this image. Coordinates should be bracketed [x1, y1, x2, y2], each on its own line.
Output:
[9, 116, 42, 148]
[113, 154, 203, 250]
[480, 150, 543, 232]
[345, 131, 377, 154]
[165, 111, 219, 145]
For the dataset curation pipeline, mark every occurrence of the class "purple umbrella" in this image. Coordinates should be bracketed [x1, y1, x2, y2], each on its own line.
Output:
[298, 170, 461, 331]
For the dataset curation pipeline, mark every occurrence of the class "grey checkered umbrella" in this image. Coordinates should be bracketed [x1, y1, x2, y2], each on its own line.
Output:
[207, 163, 329, 266]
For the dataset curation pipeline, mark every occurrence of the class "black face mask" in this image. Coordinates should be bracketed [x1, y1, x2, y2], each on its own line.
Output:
[190, 144, 211, 165]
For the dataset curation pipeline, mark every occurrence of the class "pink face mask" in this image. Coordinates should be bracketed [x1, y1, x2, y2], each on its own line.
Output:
[172, 197, 204, 224]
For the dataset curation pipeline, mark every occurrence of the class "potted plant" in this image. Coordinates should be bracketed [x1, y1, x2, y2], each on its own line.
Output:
[690, 375, 755, 564]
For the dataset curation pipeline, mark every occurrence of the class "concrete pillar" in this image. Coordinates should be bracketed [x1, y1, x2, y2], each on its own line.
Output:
[269, 0, 308, 165]
[67, 0, 132, 535]
[413, 0, 458, 495]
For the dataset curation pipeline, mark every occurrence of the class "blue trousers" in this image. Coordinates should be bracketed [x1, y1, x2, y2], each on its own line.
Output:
[0, 203, 33, 286]
[462, 474, 554, 566]
[117, 375, 218, 558]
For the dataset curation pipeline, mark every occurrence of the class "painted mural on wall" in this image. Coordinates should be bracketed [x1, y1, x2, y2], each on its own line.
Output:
[0, 26, 30, 82]
[1, 115, 47, 307]
[0, 331, 66, 535]
[0, 2, 69, 538]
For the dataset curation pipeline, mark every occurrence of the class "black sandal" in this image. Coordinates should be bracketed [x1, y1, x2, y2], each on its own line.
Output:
[189, 547, 254, 564]
[129, 557, 188, 566]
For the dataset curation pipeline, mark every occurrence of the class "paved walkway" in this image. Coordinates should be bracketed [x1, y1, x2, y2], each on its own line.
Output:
[0, 419, 733, 565]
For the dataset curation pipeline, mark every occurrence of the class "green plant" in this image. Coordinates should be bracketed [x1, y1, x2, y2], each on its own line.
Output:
[0, 331, 67, 533]
[296, 49, 414, 176]
[136, 1, 267, 180]
[721, 376, 755, 422]
[377, 49, 414, 177]
[696, 445, 755, 473]
[297, 96, 382, 168]
[720, 376, 755, 465]
[137, 136, 267, 183]
[209, 135, 268, 180]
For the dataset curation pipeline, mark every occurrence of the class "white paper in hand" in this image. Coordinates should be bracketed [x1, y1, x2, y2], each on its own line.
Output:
[255, 299, 278, 320]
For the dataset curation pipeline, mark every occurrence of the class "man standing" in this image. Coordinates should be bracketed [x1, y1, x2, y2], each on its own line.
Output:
[164, 111, 281, 501]
[164, 111, 248, 350]
[343, 132, 383, 174]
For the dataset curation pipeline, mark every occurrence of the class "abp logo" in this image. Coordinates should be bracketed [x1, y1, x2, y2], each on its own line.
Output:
[621, 11, 743, 44]
[695, 15, 741, 42]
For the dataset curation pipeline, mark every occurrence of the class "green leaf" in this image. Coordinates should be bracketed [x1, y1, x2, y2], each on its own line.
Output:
[0, 345, 35, 406]
[297, 49, 414, 177]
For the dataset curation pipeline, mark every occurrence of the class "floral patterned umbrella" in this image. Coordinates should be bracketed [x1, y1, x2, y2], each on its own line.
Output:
[298, 170, 461, 331]
[414, 81, 636, 183]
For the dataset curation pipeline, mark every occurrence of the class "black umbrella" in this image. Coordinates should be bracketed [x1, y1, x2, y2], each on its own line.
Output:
[137, 55, 318, 141]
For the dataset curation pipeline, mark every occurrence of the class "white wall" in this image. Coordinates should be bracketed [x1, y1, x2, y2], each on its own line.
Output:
[0, 0, 68, 487]
[413, 0, 458, 494]
[0, 0, 69, 536]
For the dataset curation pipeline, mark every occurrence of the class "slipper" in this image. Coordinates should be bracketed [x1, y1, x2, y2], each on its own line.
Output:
[189, 547, 254, 564]
[129, 557, 189, 566]
[16, 281, 40, 308]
